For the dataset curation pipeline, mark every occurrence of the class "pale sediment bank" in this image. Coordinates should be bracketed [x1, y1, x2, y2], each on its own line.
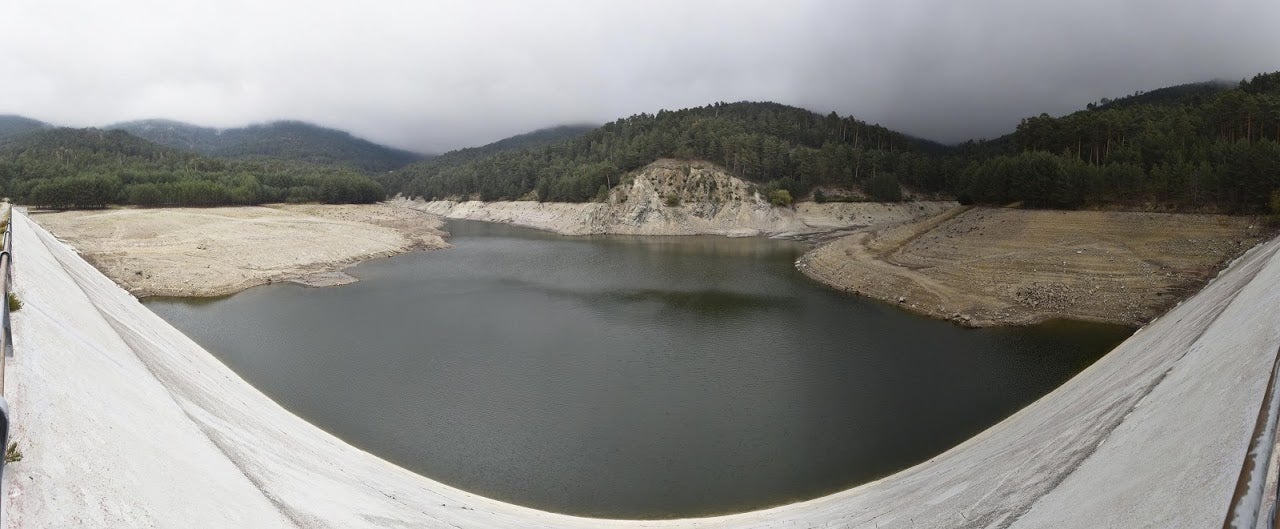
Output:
[396, 160, 955, 238]
[798, 207, 1271, 327]
[7, 208, 1280, 527]
[404, 193, 1268, 328]
[405, 197, 952, 238]
[37, 197, 1266, 329]
[32, 203, 449, 298]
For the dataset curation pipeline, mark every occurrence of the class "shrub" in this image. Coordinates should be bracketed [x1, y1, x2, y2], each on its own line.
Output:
[768, 189, 793, 207]
[664, 195, 681, 207]
[5, 442, 21, 463]
[7, 292, 20, 312]
[865, 174, 904, 202]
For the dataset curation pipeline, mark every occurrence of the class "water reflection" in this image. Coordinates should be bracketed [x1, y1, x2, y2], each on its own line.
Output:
[145, 219, 1132, 518]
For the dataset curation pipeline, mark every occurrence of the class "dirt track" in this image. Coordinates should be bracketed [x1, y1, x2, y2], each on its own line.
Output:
[797, 207, 1271, 327]
[32, 204, 448, 297]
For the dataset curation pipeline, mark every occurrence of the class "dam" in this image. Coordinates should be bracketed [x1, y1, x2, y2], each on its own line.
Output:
[4, 208, 1280, 527]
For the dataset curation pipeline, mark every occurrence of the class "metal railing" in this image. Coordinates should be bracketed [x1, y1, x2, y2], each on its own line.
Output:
[0, 203, 12, 511]
[1225, 347, 1280, 529]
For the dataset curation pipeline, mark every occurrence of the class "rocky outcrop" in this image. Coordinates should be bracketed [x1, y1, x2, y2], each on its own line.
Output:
[399, 159, 955, 237]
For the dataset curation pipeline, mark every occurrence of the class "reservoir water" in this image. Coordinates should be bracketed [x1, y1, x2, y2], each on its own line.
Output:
[145, 219, 1132, 518]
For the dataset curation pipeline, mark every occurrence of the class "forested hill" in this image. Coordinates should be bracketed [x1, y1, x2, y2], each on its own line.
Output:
[470, 124, 596, 155]
[0, 127, 384, 208]
[1089, 81, 1233, 111]
[0, 115, 48, 141]
[110, 119, 424, 173]
[949, 72, 1280, 212]
[376, 124, 594, 195]
[6, 72, 1279, 214]
[384, 102, 941, 203]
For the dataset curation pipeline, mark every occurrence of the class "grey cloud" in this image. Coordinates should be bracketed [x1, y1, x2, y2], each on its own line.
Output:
[2, 0, 1277, 152]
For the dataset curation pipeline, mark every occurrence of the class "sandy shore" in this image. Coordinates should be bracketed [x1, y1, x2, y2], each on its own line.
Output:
[798, 207, 1271, 327]
[32, 203, 448, 297]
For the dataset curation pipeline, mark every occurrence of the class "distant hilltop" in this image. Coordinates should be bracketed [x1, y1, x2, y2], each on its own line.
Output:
[107, 119, 426, 173]
[1, 71, 1279, 214]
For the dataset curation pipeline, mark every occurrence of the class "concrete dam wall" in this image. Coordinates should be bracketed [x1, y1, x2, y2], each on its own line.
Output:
[3, 208, 1279, 528]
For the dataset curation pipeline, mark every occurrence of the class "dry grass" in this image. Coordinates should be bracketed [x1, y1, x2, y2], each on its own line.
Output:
[799, 207, 1272, 326]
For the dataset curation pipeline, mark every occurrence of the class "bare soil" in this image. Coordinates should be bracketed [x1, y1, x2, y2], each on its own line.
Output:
[797, 207, 1272, 327]
[31, 203, 448, 297]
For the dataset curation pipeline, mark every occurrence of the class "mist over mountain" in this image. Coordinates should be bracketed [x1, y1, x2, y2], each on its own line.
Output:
[109, 119, 426, 173]
[3, 0, 1276, 151]
[1, 69, 1278, 215]
[0, 115, 49, 141]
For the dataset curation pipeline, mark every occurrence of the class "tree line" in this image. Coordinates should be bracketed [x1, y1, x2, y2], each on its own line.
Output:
[0, 128, 385, 209]
[6, 72, 1280, 214]
[949, 72, 1280, 212]
[387, 73, 1280, 214]
[383, 101, 941, 203]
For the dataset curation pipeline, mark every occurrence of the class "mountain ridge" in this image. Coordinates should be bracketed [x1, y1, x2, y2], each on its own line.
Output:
[0, 114, 50, 142]
[384, 100, 934, 203]
[1, 71, 1278, 212]
[0, 126, 385, 208]
[107, 119, 426, 173]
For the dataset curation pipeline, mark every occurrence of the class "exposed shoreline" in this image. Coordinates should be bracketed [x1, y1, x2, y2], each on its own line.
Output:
[33, 198, 950, 300]
[402, 197, 955, 239]
[797, 206, 1271, 327]
[398, 159, 956, 238]
[33, 203, 450, 298]
[399, 196, 1271, 328]
[29, 199, 1273, 329]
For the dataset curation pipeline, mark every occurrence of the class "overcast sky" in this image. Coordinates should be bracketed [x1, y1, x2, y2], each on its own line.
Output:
[2, 0, 1278, 153]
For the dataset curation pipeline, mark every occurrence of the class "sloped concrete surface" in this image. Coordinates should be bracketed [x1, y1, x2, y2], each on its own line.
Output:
[4, 209, 1280, 528]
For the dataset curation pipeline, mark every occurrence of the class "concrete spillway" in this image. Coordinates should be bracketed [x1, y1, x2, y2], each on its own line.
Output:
[3, 209, 1279, 528]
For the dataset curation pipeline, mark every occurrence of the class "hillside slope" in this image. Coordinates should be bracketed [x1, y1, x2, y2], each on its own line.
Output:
[948, 72, 1280, 212]
[0, 115, 47, 141]
[111, 119, 424, 172]
[375, 124, 594, 194]
[0, 127, 384, 207]
[389, 101, 943, 203]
